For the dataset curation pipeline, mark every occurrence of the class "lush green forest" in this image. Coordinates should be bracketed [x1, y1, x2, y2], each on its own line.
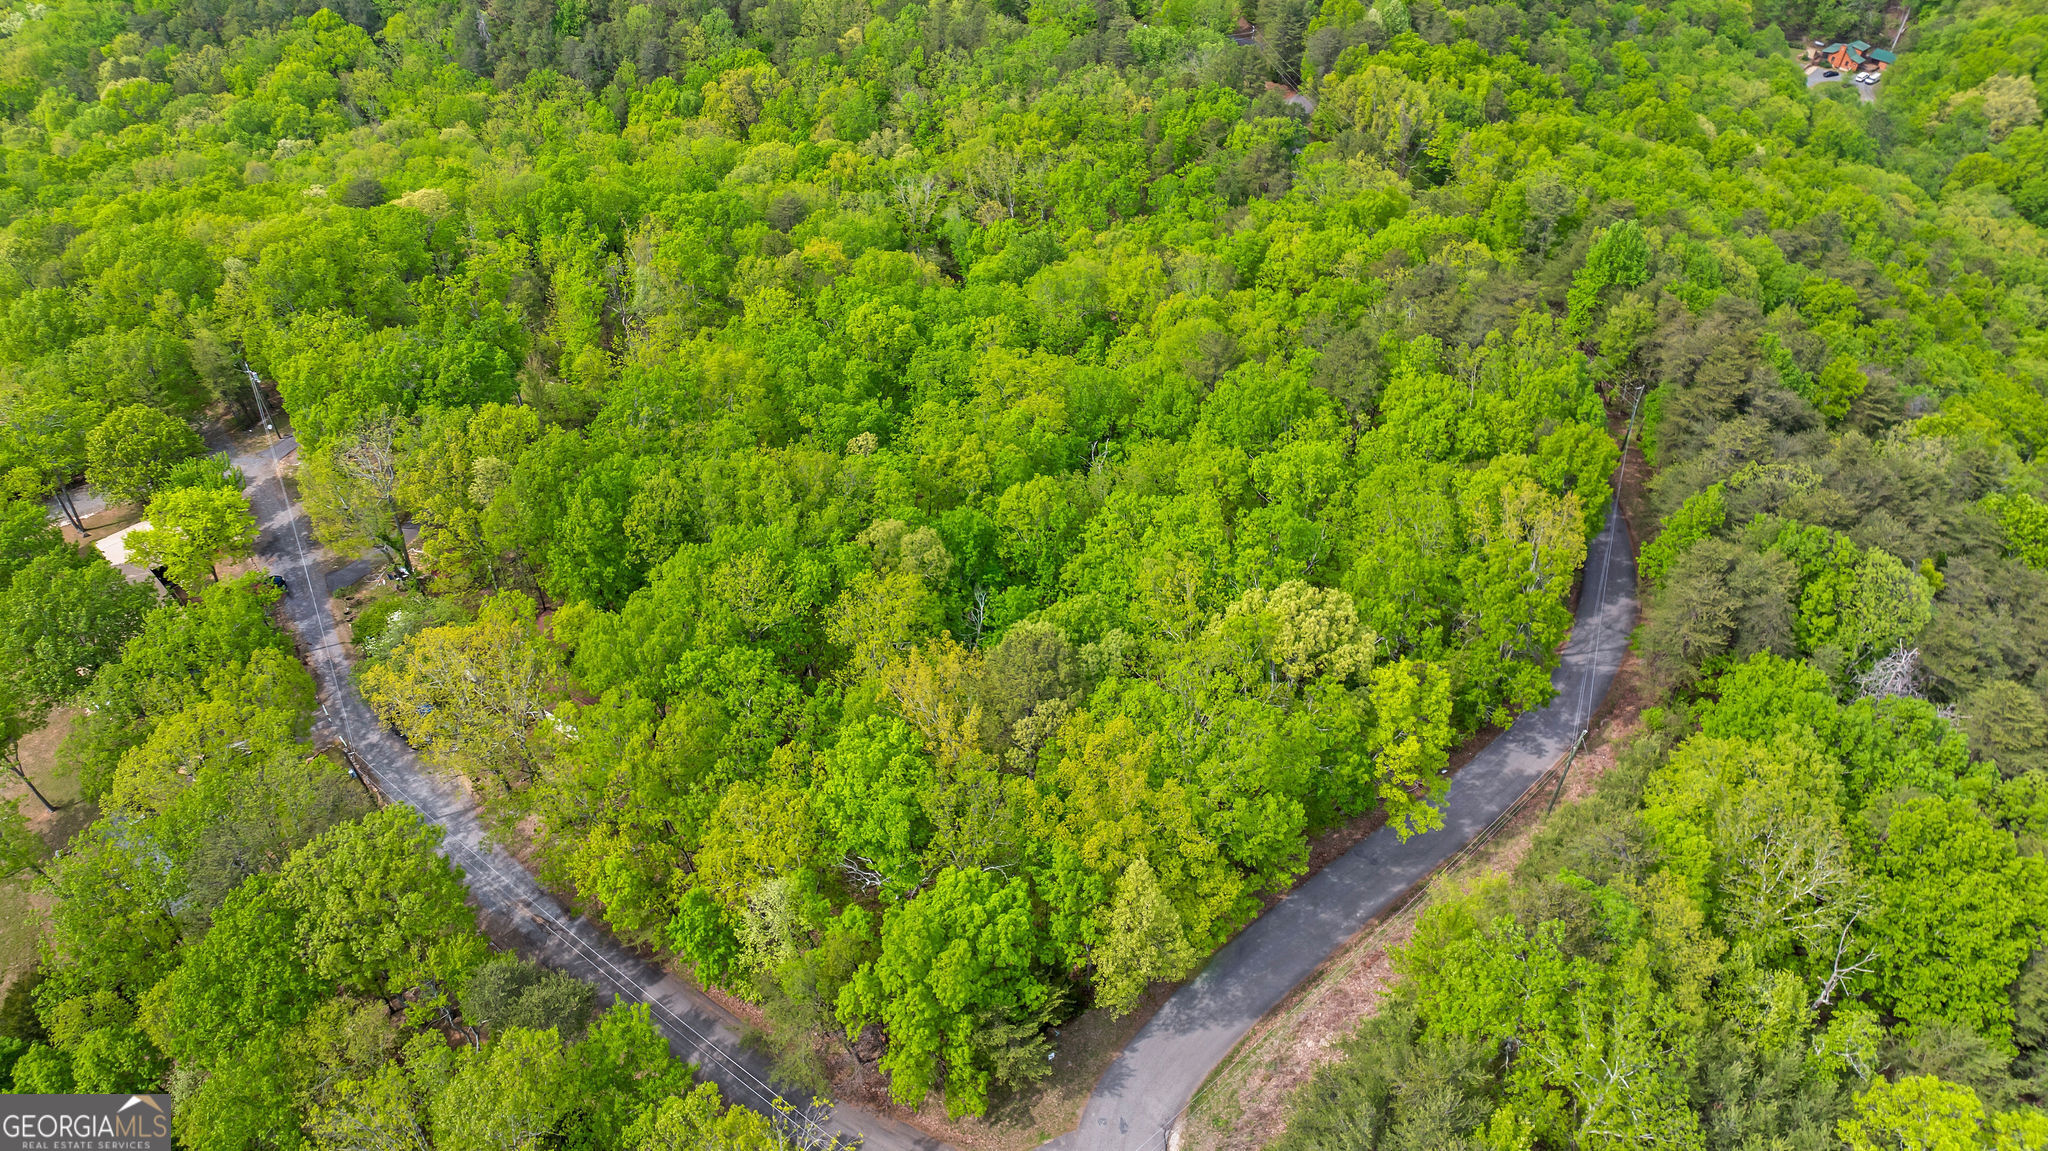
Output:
[1262, 0, 2048, 1141]
[1, 0, 2047, 1134]
[0, 560, 784, 1145]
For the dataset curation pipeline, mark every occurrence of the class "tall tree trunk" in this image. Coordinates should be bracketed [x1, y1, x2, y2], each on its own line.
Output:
[380, 529, 413, 577]
[384, 498, 415, 576]
[55, 486, 86, 534]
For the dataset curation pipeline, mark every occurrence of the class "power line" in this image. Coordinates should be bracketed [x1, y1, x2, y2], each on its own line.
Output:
[334, 708, 843, 1141]
[329, 734, 832, 1138]
[241, 378, 843, 1148]
[444, 839, 838, 1145]
[1124, 749, 1586, 1151]
[245, 366, 344, 741]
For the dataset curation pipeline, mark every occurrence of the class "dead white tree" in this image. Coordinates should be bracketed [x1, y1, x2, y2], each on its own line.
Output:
[303, 415, 418, 579]
[1715, 785, 1881, 1009]
[1528, 990, 1694, 1148]
[891, 174, 945, 245]
[1856, 644, 1924, 702]
[338, 418, 415, 576]
[1811, 906, 1880, 1010]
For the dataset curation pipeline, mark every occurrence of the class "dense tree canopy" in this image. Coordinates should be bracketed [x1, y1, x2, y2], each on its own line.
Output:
[2, 0, 2047, 1128]
[1281, 656, 2048, 1148]
[1256, 0, 2048, 1133]
[0, 572, 781, 1148]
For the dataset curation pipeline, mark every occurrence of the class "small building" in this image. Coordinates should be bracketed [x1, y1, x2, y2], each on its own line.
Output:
[1818, 39, 1896, 72]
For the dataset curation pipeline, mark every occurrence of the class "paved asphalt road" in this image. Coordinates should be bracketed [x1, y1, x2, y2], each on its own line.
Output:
[227, 429, 942, 1151]
[219, 415, 1634, 1151]
[1046, 496, 1639, 1151]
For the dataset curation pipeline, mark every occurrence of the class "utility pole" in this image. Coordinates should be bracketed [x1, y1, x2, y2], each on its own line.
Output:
[244, 364, 276, 437]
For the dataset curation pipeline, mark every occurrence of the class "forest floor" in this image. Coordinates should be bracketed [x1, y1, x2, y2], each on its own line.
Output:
[827, 980, 1180, 1151]
[52, 503, 137, 547]
[0, 706, 94, 997]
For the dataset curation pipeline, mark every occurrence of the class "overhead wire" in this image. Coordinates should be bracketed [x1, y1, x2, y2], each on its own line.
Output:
[245, 375, 841, 1148]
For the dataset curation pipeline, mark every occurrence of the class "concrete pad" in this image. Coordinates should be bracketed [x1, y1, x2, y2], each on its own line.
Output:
[94, 520, 150, 568]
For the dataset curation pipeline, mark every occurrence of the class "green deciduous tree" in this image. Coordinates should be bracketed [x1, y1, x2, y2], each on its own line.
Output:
[625, 1082, 790, 1151]
[128, 486, 259, 591]
[1838, 1075, 1986, 1151]
[694, 779, 817, 912]
[0, 550, 154, 718]
[1639, 484, 1726, 588]
[838, 866, 1051, 1116]
[43, 989, 165, 1092]
[0, 499, 66, 583]
[1869, 796, 2048, 1044]
[144, 874, 330, 1071]
[0, 391, 100, 533]
[43, 828, 184, 998]
[459, 955, 595, 1040]
[174, 1035, 307, 1151]
[1456, 473, 1587, 725]
[302, 415, 417, 577]
[84, 405, 204, 507]
[9, 1044, 74, 1093]
[363, 592, 562, 797]
[1092, 856, 1198, 1016]
[1989, 493, 2048, 570]
[812, 715, 936, 901]
[430, 1026, 575, 1150]
[276, 806, 481, 998]
[20, 0, 2048, 1123]
[1521, 942, 1702, 1150]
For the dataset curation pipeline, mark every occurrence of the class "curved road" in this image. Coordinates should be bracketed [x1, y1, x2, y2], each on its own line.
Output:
[1046, 496, 1638, 1151]
[227, 429, 941, 1151]
[223, 416, 1633, 1151]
